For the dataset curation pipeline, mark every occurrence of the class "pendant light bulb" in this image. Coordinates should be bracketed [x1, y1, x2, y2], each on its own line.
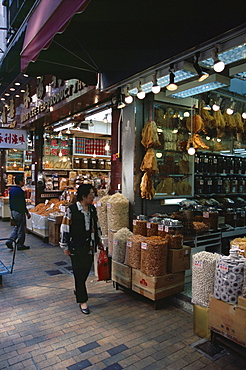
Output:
[124, 86, 134, 104]
[226, 107, 234, 115]
[137, 82, 146, 99]
[212, 47, 225, 73]
[152, 84, 161, 94]
[188, 145, 195, 156]
[212, 103, 220, 111]
[242, 112, 246, 120]
[151, 72, 161, 94]
[166, 71, 178, 91]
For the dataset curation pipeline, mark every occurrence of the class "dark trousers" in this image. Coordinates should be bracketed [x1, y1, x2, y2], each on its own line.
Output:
[8, 210, 26, 247]
[70, 249, 93, 303]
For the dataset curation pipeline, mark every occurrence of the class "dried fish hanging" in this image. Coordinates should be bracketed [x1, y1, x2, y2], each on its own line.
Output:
[140, 120, 161, 199]
[186, 110, 209, 151]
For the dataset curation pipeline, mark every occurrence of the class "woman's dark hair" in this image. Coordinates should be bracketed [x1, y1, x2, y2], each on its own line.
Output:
[77, 184, 93, 201]
[15, 174, 24, 185]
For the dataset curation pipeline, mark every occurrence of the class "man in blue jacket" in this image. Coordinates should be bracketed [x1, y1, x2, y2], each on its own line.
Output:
[6, 174, 31, 251]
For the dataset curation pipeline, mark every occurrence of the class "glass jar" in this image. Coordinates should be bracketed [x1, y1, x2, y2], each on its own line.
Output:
[202, 208, 219, 230]
[208, 155, 217, 173]
[222, 178, 230, 194]
[231, 177, 238, 193]
[165, 220, 183, 249]
[195, 175, 204, 194]
[203, 154, 209, 173]
[238, 178, 246, 193]
[80, 158, 88, 169]
[235, 157, 243, 174]
[88, 158, 97, 169]
[204, 176, 213, 194]
[236, 208, 245, 227]
[225, 208, 237, 227]
[194, 154, 200, 173]
[217, 155, 226, 174]
[214, 176, 223, 194]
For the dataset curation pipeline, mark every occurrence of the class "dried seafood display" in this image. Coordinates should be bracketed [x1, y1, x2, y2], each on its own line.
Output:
[96, 195, 111, 237]
[140, 172, 156, 199]
[140, 148, 159, 174]
[141, 120, 161, 148]
[125, 235, 146, 269]
[112, 227, 133, 263]
[141, 236, 168, 276]
[107, 193, 129, 231]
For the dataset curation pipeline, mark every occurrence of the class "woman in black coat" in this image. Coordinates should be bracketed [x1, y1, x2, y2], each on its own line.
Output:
[60, 184, 103, 314]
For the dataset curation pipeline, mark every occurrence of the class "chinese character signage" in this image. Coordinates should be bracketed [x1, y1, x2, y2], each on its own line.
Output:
[0, 129, 27, 149]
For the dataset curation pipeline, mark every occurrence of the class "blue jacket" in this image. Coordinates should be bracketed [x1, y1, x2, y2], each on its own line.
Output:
[9, 186, 28, 214]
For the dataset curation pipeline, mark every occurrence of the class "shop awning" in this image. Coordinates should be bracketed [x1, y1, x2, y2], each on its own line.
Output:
[20, 0, 95, 83]
[20, 0, 246, 90]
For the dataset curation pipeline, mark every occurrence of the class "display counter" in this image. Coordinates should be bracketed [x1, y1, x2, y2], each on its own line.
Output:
[0, 197, 10, 220]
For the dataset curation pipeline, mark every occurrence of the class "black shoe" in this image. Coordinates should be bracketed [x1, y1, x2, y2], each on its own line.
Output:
[6, 241, 13, 249]
[17, 245, 30, 251]
[79, 305, 90, 315]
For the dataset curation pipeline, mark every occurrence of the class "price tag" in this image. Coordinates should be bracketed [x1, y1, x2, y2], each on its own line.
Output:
[127, 241, 132, 248]
[114, 240, 118, 245]
[219, 262, 229, 273]
[141, 242, 147, 250]
[97, 202, 101, 207]
[45, 199, 49, 205]
[133, 220, 137, 225]
[158, 224, 164, 231]
[203, 212, 209, 218]
[194, 260, 203, 268]
[107, 203, 111, 209]
[147, 223, 151, 229]
[231, 244, 239, 250]
[165, 226, 169, 232]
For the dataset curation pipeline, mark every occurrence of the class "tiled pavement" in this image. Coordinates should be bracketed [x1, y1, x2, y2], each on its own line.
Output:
[0, 221, 246, 370]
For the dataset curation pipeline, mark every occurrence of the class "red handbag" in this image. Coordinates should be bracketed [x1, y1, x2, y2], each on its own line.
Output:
[97, 249, 110, 281]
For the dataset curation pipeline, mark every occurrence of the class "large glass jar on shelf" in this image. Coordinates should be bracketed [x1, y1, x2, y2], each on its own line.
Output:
[43, 134, 72, 170]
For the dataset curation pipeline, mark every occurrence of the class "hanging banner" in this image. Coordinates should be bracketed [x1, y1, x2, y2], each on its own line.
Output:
[0, 129, 27, 149]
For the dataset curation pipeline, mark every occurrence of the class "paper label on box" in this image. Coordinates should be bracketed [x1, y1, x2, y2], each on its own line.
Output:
[219, 262, 229, 273]
[194, 260, 203, 268]
[133, 220, 137, 225]
[147, 223, 151, 229]
[141, 242, 147, 250]
[158, 224, 164, 231]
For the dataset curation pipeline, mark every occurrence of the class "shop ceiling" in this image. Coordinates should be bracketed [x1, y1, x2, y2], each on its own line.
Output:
[19, 0, 246, 90]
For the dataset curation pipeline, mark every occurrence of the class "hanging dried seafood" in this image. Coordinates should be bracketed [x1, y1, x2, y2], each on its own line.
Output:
[200, 100, 216, 130]
[186, 114, 204, 133]
[140, 148, 159, 174]
[224, 111, 236, 128]
[234, 112, 244, 133]
[141, 120, 161, 148]
[186, 134, 209, 150]
[140, 172, 156, 199]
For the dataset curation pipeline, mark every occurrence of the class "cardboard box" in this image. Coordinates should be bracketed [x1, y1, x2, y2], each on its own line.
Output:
[131, 269, 184, 301]
[108, 229, 117, 256]
[193, 304, 211, 340]
[48, 219, 60, 246]
[208, 296, 246, 348]
[111, 260, 132, 288]
[238, 296, 246, 310]
[167, 246, 191, 273]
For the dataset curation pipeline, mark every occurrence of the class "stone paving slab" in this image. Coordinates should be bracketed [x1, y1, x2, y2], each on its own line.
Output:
[0, 221, 246, 369]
